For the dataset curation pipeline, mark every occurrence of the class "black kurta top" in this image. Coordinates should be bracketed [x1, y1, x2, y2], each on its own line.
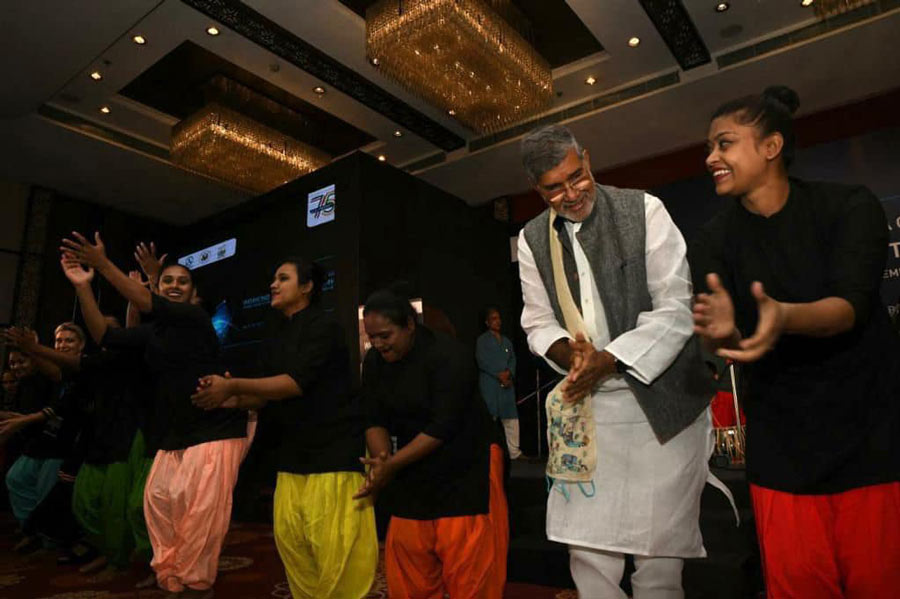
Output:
[692, 179, 900, 494]
[102, 294, 246, 451]
[76, 350, 142, 464]
[362, 326, 493, 520]
[264, 305, 365, 475]
[22, 376, 83, 462]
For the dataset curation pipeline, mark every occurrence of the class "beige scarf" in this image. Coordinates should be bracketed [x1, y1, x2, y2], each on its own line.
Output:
[545, 210, 597, 486]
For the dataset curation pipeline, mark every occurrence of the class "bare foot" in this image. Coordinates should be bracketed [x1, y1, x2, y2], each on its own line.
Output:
[79, 554, 107, 574]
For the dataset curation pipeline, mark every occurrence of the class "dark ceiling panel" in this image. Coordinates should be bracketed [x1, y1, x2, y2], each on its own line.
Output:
[180, 0, 466, 151]
[121, 41, 375, 156]
[638, 0, 711, 70]
[337, 0, 603, 69]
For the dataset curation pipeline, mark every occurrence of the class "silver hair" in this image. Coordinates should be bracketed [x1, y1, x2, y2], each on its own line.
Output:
[520, 124, 583, 183]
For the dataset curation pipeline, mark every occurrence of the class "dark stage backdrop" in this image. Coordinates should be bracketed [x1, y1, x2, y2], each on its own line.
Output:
[177, 151, 514, 380]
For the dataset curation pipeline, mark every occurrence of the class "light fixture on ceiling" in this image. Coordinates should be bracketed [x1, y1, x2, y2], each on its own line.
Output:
[628, 36, 641, 47]
[804, 0, 874, 17]
[366, 0, 552, 134]
[313, 86, 326, 95]
[715, 2, 730, 12]
[585, 76, 596, 86]
[132, 34, 146, 45]
[371, 57, 380, 66]
[99, 106, 111, 114]
[171, 102, 330, 194]
[90, 71, 103, 81]
[393, 130, 403, 137]
[447, 109, 456, 116]
[206, 26, 220, 36]
[377, 154, 387, 162]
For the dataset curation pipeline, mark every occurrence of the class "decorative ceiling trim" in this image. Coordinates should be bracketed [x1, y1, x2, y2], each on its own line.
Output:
[179, 0, 466, 151]
[38, 104, 170, 160]
[468, 71, 680, 153]
[718, 0, 900, 69]
[638, 0, 710, 71]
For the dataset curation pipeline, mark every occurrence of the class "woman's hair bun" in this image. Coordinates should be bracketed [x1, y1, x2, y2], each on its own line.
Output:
[763, 85, 800, 115]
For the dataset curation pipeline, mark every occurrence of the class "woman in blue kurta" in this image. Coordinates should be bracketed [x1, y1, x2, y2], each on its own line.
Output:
[476, 307, 520, 459]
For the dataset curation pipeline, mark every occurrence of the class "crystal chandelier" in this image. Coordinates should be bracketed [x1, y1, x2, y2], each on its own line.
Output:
[810, 0, 874, 18]
[366, 0, 553, 134]
[171, 102, 330, 194]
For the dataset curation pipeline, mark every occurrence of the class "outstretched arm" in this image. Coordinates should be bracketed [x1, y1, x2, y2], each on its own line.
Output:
[2, 328, 80, 375]
[61, 256, 108, 345]
[61, 232, 153, 313]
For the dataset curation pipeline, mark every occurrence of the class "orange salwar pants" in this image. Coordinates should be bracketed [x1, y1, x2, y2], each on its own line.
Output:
[144, 420, 255, 592]
[385, 444, 508, 599]
[751, 481, 900, 598]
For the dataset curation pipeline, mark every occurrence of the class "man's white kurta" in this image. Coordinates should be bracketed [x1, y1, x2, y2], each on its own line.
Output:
[518, 193, 712, 557]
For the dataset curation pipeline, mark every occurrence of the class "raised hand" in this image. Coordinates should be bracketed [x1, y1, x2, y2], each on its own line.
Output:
[128, 269, 152, 290]
[693, 273, 738, 345]
[134, 242, 167, 285]
[60, 255, 94, 286]
[718, 282, 784, 363]
[2, 327, 38, 353]
[60, 231, 106, 269]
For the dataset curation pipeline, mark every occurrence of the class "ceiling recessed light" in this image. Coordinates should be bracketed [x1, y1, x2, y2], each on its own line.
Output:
[313, 86, 326, 95]
[99, 106, 111, 114]
[206, 26, 220, 36]
[801, 0, 814, 5]
[393, 130, 403, 137]
[585, 76, 597, 86]
[90, 71, 102, 81]
[715, 2, 730, 12]
[377, 154, 386, 162]
[132, 35, 146, 45]
[628, 36, 641, 47]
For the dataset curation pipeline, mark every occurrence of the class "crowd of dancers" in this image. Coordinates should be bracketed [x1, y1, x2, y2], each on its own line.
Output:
[1, 84, 898, 599]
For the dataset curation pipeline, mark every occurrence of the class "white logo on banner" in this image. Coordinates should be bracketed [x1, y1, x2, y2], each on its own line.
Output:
[178, 238, 237, 271]
[308, 184, 336, 228]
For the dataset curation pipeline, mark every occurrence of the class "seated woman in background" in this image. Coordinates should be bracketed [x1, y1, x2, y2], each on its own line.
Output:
[356, 287, 508, 599]
[61, 232, 251, 599]
[692, 85, 900, 598]
[191, 257, 377, 599]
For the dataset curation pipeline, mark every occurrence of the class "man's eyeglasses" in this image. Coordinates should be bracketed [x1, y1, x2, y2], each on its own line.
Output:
[538, 169, 593, 203]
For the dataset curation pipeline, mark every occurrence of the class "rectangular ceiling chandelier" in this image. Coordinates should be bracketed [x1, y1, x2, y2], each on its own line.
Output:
[171, 102, 330, 194]
[366, 0, 553, 134]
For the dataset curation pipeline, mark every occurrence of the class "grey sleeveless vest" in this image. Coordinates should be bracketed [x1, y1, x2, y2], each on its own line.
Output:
[522, 184, 713, 444]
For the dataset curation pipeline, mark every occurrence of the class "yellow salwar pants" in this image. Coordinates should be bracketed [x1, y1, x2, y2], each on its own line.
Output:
[273, 471, 378, 599]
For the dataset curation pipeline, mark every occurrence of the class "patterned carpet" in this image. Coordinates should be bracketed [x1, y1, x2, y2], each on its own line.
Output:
[0, 515, 569, 599]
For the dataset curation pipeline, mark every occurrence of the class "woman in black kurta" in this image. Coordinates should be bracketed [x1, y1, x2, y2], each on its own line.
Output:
[60, 232, 250, 596]
[692, 86, 900, 598]
[356, 289, 508, 599]
[190, 257, 377, 599]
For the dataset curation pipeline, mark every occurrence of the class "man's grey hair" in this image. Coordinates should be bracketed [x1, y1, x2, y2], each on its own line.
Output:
[520, 124, 583, 184]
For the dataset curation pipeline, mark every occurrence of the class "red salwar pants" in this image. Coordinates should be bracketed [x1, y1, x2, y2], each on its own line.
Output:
[751, 481, 900, 598]
[385, 444, 509, 599]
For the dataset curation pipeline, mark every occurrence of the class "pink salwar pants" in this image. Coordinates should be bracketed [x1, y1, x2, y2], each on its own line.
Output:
[144, 420, 255, 592]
